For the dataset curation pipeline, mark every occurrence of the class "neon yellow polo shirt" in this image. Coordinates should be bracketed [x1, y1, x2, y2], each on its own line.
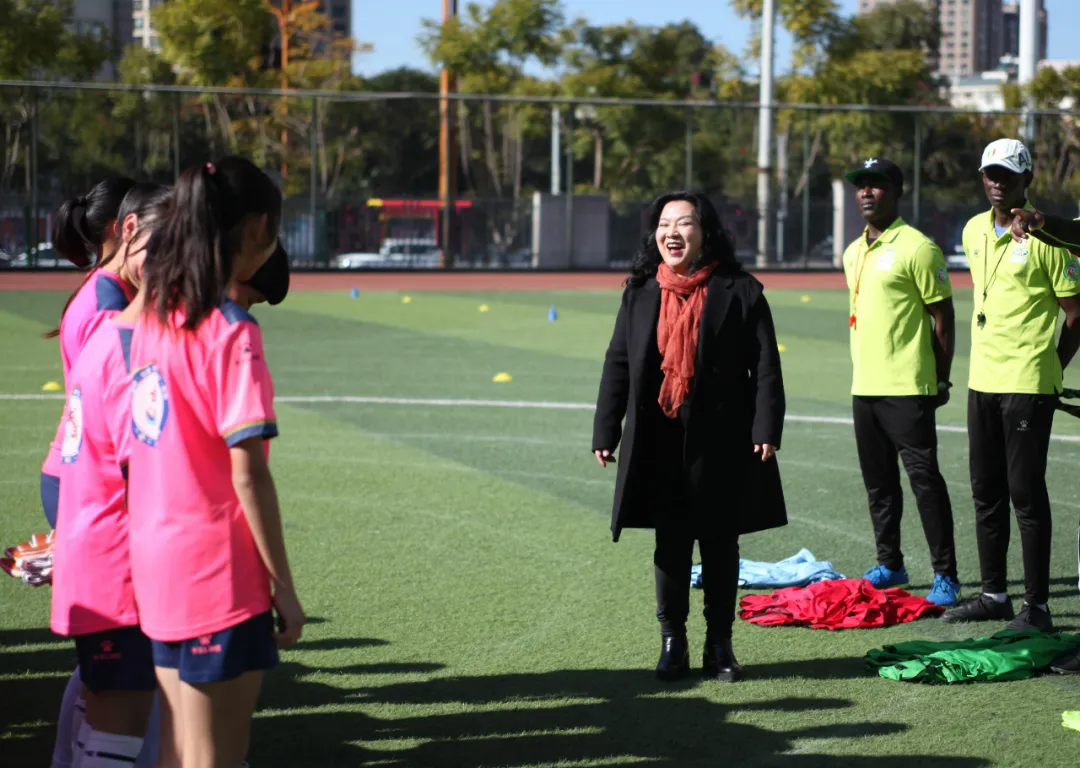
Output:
[843, 218, 952, 396]
[965, 206, 1080, 394]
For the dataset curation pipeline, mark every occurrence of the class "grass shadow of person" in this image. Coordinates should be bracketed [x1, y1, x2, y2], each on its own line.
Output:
[251, 662, 993, 767]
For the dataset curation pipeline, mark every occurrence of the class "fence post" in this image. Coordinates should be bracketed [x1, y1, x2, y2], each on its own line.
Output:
[30, 87, 39, 267]
[685, 107, 693, 189]
[801, 111, 811, 267]
[565, 104, 574, 268]
[913, 113, 923, 228]
[172, 93, 181, 181]
[310, 96, 318, 265]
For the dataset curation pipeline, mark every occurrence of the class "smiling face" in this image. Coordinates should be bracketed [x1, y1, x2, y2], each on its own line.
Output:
[655, 200, 704, 274]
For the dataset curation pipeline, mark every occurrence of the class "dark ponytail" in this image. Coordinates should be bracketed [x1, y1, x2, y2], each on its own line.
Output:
[45, 177, 137, 338]
[52, 177, 137, 269]
[116, 183, 172, 241]
[142, 156, 281, 331]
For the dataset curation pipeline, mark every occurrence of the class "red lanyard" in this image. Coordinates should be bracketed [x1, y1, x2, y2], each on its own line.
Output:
[850, 240, 873, 329]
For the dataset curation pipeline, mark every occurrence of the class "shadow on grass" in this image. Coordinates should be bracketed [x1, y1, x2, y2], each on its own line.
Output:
[252, 660, 993, 767]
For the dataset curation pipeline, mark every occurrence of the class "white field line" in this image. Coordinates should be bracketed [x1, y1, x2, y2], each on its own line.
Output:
[5, 392, 1080, 445]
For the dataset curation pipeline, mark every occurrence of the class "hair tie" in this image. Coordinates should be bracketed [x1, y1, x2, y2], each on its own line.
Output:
[206, 162, 216, 175]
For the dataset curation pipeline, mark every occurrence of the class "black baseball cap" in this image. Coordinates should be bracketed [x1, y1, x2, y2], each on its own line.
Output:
[243, 242, 290, 306]
[844, 158, 904, 193]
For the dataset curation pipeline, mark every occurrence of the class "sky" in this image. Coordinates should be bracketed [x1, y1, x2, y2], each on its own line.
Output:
[350, 0, 1079, 78]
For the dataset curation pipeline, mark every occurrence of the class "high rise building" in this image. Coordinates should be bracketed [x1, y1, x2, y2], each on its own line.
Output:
[859, 0, 1010, 79]
[321, 0, 351, 39]
[131, 0, 163, 51]
[71, 0, 135, 78]
[1002, 1, 1048, 61]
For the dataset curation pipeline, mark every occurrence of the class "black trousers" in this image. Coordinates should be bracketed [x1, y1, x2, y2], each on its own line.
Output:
[654, 524, 739, 640]
[852, 396, 957, 578]
[968, 390, 1056, 604]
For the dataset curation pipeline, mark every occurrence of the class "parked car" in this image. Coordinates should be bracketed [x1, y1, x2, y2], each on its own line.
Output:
[333, 238, 442, 269]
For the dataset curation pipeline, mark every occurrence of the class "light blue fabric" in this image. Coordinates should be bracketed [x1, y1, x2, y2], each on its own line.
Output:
[691, 548, 844, 589]
[994, 223, 1010, 239]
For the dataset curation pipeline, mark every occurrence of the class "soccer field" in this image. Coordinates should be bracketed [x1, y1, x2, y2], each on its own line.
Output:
[4, 284, 1080, 767]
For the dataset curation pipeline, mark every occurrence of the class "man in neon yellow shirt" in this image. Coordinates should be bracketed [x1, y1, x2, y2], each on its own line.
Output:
[842, 158, 959, 606]
[943, 139, 1080, 633]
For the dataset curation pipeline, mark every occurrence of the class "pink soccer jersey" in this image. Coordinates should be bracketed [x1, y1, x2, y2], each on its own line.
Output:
[51, 320, 137, 637]
[127, 299, 278, 642]
[42, 270, 133, 479]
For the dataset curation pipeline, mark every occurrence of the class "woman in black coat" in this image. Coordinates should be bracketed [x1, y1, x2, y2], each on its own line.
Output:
[592, 191, 787, 683]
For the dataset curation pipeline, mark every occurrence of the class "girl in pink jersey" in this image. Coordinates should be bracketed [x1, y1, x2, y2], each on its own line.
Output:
[128, 156, 304, 768]
[48, 184, 172, 768]
[41, 176, 139, 531]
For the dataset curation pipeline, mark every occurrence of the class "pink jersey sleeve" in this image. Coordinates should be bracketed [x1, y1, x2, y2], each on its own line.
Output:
[106, 326, 135, 471]
[210, 321, 278, 446]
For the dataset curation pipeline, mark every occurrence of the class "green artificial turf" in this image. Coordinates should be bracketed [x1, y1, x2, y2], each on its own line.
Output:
[3, 287, 1080, 766]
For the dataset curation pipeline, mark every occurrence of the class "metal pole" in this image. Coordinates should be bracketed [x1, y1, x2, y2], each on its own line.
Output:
[756, 0, 776, 268]
[776, 128, 788, 264]
[913, 113, 923, 228]
[685, 107, 693, 189]
[551, 107, 560, 195]
[172, 93, 180, 181]
[30, 88, 38, 267]
[310, 96, 318, 264]
[1018, 0, 1038, 140]
[438, 0, 458, 268]
[565, 104, 574, 267]
[801, 112, 811, 267]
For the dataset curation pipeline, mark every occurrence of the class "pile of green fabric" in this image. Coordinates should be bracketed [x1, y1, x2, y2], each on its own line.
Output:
[865, 630, 1080, 684]
[1063, 712, 1080, 733]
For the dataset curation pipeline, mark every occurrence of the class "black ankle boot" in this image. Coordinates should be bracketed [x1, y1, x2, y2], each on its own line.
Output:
[656, 633, 690, 681]
[703, 638, 743, 682]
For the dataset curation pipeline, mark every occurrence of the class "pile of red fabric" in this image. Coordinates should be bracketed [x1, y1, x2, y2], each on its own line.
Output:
[739, 578, 944, 630]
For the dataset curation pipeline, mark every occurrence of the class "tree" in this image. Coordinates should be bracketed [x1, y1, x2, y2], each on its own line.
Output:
[560, 20, 745, 199]
[730, 0, 839, 68]
[420, 0, 565, 261]
[0, 0, 111, 193]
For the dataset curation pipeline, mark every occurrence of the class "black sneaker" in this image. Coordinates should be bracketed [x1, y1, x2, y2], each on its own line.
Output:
[702, 639, 743, 683]
[1050, 647, 1080, 674]
[656, 634, 690, 681]
[1005, 604, 1053, 633]
[941, 594, 1015, 624]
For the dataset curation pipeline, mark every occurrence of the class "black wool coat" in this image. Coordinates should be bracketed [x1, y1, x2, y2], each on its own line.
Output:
[592, 269, 788, 542]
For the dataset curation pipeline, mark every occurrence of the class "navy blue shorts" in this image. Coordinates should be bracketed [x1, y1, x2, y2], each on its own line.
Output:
[40, 472, 60, 529]
[74, 626, 157, 693]
[151, 611, 279, 685]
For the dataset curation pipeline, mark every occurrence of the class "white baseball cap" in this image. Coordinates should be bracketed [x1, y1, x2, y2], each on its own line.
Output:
[979, 138, 1032, 174]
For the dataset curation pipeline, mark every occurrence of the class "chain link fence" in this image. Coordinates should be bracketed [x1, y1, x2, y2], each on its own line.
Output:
[1, 81, 1077, 271]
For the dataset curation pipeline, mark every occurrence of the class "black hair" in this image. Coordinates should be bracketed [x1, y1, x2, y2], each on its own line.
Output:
[627, 191, 741, 288]
[116, 182, 172, 233]
[46, 177, 146, 339]
[142, 156, 282, 331]
[52, 177, 137, 269]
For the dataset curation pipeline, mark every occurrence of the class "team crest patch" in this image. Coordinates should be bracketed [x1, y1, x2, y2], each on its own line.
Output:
[61, 388, 83, 464]
[936, 266, 948, 283]
[876, 248, 896, 270]
[132, 364, 169, 447]
[1066, 260, 1080, 281]
[1010, 244, 1029, 264]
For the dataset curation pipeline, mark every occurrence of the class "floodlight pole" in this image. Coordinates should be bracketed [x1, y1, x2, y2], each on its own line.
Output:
[756, 0, 776, 267]
[438, 0, 459, 268]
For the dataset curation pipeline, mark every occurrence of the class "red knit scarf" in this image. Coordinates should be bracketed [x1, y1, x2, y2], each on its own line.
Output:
[656, 261, 716, 418]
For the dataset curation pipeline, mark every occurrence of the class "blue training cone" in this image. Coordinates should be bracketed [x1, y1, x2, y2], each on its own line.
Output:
[548, 305, 557, 322]
[350, 287, 359, 299]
